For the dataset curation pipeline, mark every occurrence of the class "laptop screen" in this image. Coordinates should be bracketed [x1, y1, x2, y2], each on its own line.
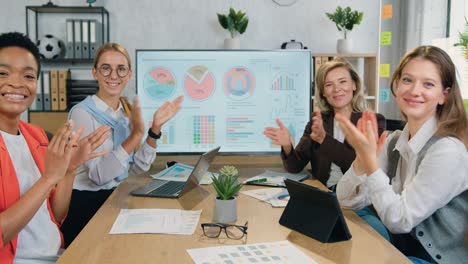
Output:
[179, 146, 220, 196]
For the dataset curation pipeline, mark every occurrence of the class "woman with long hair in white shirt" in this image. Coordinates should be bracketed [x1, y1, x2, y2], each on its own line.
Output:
[61, 43, 183, 247]
[335, 46, 467, 264]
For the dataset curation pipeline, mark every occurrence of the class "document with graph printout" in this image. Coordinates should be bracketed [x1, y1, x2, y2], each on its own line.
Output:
[187, 240, 317, 264]
[109, 209, 201, 235]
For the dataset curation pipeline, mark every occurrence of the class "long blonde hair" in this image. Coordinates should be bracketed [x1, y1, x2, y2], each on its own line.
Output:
[94, 43, 133, 117]
[315, 58, 367, 112]
[390, 45, 468, 146]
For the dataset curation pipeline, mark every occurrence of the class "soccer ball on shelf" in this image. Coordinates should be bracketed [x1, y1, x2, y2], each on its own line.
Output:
[37, 34, 64, 60]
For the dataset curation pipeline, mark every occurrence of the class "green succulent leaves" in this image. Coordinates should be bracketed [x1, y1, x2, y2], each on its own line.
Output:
[212, 165, 243, 200]
[326, 6, 364, 39]
[217, 7, 249, 39]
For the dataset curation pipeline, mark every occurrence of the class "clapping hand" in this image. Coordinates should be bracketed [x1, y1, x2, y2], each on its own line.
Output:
[151, 95, 184, 133]
[67, 125, 111, 172]
[263, 119, 294, 154]
[43, 120, 80, 184]
[335, 111, 387, 175]
[310, 111, 326, 144]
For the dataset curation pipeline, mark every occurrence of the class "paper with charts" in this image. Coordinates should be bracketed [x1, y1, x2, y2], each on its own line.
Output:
[150, 163, 218, 185]
[187, 240, 317, 264]
[109, 209, 201, 235]
[241, 188, 290, 207]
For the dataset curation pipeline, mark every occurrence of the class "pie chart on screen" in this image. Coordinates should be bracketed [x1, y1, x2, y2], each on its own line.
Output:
[224, 67, 255, 100]
[144, 67, 176, 100]
[184, 65, 215, 101]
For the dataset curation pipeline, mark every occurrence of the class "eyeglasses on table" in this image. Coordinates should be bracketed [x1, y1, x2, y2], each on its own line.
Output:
[201, 221, 248, 240]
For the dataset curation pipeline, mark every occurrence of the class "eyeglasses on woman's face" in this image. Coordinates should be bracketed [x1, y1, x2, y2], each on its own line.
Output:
[98, 64, 130, 78]
[201, 221, 248, 240]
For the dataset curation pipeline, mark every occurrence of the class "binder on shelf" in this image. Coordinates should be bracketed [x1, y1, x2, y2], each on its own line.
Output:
[321, 56, 330, 64]
[74, 20, 82, 59]
[42, 71, 51, 111]
[31, 72, 43, 110]
[314, 56, 322, 76]
[58, 69, 70, 110]
[50, 70, 59, 110]
[67, 79, 98, 108]
[65, 19, 74, 59]
[82, 20, 90, 59]
[89, 20, 102, 59]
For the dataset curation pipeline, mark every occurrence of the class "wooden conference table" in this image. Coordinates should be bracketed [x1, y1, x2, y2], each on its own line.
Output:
[57, 155, 410, 264]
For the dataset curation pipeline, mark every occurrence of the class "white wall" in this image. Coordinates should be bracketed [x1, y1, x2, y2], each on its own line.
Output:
[1, 0, 381, 96]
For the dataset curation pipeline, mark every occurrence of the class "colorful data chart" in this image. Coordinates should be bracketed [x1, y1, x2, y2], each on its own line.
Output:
[184, 65, 215, 101]
[144, 67, 176, 100]
[226, 117, 255, 143]
[272, 72, 295, 90]
[160, 123, 175, 145]
[187, 240, 317, 264]
[224, 67, 255, 100]
[193, 115, 215, 145]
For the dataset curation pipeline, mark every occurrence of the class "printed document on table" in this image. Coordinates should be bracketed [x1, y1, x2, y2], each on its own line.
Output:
[187, 240, 317, 264]
[109, 209, 201, 235]
[150, 163, 218, 185]
[241, 188, 290, 207]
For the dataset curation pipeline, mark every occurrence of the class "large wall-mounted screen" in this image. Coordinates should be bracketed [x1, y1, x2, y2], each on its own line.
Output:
[136, 50, 311, 154]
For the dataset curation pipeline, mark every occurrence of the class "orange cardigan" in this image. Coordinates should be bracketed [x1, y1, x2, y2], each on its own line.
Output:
[0, 121, 64, 263]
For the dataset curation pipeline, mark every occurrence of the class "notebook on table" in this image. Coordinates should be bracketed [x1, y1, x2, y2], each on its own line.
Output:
[131, 146, 220, 198]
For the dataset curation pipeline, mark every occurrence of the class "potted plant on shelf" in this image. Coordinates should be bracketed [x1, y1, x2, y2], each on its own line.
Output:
[326, 6, 364, 54]
[212, 165, 243, 223]
[454, 18, 468, 59]
[217, 7, 249, 49]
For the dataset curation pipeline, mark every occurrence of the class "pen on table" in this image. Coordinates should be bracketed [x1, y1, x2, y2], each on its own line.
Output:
[245, 178, 268, 184]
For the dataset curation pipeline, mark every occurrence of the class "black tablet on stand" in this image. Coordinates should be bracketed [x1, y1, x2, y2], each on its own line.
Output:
[279, 179, 352, 243]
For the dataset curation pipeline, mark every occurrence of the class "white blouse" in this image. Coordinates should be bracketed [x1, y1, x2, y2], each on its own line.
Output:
[336, 116, 468, 234]
[70, 95, 157, 191]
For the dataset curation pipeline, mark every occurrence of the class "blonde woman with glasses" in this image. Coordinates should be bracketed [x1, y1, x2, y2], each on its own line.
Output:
[61, 43, 183, 247]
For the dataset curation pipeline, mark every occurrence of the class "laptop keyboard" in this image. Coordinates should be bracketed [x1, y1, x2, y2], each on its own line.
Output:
[148, 181, 186, 196]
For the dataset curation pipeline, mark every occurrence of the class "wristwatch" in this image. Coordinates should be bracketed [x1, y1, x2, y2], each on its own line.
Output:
[147, 128, 162, 140]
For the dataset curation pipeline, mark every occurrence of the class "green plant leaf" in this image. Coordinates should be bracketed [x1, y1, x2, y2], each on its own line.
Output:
[217, 7, 249, 37]
[217, 14, 228, 29]
[326, 5, 363, 38]
[211, 167, 242, 200]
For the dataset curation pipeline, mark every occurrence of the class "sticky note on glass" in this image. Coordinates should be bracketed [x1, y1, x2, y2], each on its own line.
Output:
[380, 88, 391, 103]
[381, 31, 392, 46]
[382, 5, 393, 19]
[380, 64, 390, 78]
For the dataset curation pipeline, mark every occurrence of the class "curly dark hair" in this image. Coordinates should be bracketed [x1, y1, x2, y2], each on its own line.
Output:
[0, 32, 41, 75]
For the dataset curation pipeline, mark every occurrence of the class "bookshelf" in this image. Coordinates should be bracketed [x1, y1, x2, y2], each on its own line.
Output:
[25, 4, 106, 127]
[25, 4, 109, 63]
[312, 53, 378, 111]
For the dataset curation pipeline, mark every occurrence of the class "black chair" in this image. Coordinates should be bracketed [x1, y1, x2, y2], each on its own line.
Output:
[386, 119, 406, 132]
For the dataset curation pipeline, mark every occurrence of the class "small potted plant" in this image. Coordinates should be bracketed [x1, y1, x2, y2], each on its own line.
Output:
[212, 165, 243, 223]
[454, 18, 468, 59]
[326, 6, 364, 54]
[217, 7, 249, 49]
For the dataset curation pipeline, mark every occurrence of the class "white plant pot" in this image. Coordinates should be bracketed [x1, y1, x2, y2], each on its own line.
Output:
[224, 38, 240, 49]
[337, 39, 353, 54]
[213, 197, 237, 223]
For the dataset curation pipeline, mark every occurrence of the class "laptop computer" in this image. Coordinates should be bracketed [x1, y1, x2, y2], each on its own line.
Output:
[131, 146, 220, 198]
[279, 179, 352, 243]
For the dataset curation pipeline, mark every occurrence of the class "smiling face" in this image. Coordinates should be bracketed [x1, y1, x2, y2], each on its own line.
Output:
[394, 57, 447, 126]
[322, 67, 356, 112]
[0, 46, 38, 119]
[93, 50, 132, 99]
